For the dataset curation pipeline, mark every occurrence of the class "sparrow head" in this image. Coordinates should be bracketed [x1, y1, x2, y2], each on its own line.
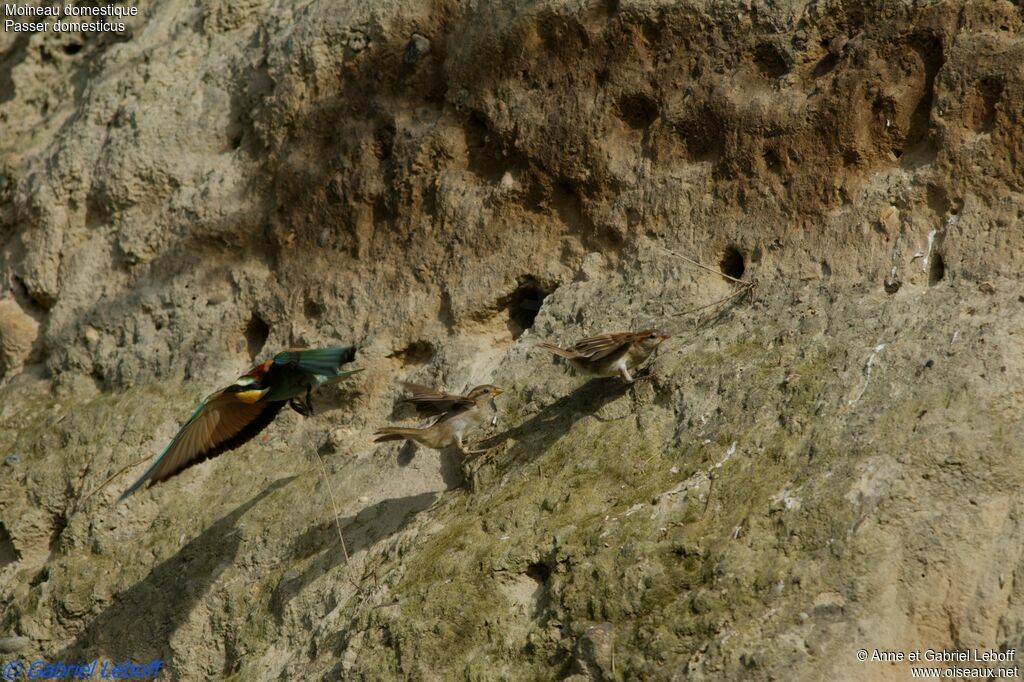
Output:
[634, 329, 671, 353]
[468, 384, 504, 402]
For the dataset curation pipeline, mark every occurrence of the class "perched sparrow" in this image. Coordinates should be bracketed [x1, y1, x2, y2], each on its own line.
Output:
[374, 382, 503, 455]
[538, 330, 670, 382]
[120, 347, 361, 499]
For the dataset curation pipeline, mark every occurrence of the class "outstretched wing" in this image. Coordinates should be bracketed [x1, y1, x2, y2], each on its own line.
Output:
[399, 381, 475, 418]
[569, 332, 637, 361]
[119, 391, 284, 500]
[274, 346, 358, 380]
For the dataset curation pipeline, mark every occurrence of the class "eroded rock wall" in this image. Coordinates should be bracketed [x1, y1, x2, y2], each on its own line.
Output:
[1, 0, 1023, 679]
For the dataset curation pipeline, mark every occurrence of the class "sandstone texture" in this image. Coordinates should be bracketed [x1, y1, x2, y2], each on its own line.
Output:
[1, 0, 1024, 679]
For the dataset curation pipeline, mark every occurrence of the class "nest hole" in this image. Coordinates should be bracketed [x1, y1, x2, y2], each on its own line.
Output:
[617, 92, 659, 130]
[507, 282, 550, 339]
[245, 314, 270, 361]
[0, 523, 18, 569]
[526, 561, 552, 584]
[812, 52, 838, 78]
[387, 340, 435, 366]
[48, 513, 67, 552]
[304, 297, 325, 319]
[719, 246, 746, 282]
[754, 42, 790, 78]
[928, 253, 946, 286]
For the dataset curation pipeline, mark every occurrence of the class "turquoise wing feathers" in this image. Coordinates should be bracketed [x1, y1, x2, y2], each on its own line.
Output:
[274, 346, 357, 377]
[118, 400, 210, 501]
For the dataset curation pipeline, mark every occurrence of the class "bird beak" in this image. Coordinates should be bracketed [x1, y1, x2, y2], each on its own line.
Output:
[658, 332, 671, 341]
[236, 387, 271, 404]
[491, 388, 504, 396]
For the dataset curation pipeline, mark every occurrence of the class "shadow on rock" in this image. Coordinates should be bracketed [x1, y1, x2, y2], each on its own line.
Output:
[270, 491, 438, 620]
[52, 476, 297, 663]
[479, 377, 634, 462]
[394, 441, 466, 490]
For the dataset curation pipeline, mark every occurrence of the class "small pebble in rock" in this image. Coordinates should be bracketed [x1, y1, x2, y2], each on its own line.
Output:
[404, 33, 431, 64]
[4, 453, 20, 467]
[0, 635, 31, 653]
[348, 32, 368, 52]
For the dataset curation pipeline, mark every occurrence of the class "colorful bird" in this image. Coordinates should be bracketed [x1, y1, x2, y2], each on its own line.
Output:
[373, 382, 503, 455]
[538, 330, 670, 382]
[120, 347, 361, 500]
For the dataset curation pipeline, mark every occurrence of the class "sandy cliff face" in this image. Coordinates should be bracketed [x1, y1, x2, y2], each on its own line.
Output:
[1, 0, 1024, 678]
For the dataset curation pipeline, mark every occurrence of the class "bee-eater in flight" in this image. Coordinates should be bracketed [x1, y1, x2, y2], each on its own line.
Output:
[120, 346, 361, 500]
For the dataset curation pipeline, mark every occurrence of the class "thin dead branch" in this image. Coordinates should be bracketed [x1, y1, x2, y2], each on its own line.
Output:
[307, 435, 360, 590]
[657, 245, 750, 285]
[80, 455, 152, 503]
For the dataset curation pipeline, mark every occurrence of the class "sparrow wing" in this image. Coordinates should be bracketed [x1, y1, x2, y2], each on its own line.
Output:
[119, 391, 284, 500]
[399, 381, 475, 418]
[537, 342, 577, 359]
[569, 332, 638, 361]
[430, 400, 477, 426]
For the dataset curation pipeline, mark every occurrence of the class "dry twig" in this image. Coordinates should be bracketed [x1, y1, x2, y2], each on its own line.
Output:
[653, 245, 757, 322]
[80, 455, 152, 503]
[656, 245, 749, 285]
[668, 283, 755, 319]
[307, 436, 360, 590]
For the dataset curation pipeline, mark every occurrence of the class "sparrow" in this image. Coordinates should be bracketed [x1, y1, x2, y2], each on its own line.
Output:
[120, 346, 361, 499]
[538, 330, 670, 382]
[373, 382, 503, 455]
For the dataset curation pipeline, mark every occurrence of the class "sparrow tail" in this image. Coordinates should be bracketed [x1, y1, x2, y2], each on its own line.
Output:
[373, 427, 425, 443]
[537, 342, 576, 359]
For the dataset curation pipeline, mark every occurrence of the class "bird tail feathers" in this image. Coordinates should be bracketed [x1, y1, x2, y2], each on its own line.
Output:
[373, 427, 423, 443]
[324, 368, 364, 385]
[277, 346, 357, 376]
[538, 342, 574, 359]
[118, 458, 161, 501]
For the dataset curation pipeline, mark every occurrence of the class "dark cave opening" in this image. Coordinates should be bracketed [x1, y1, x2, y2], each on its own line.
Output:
[507, 282, 550, 339]
[245, 314, 270, 360]
[719, 246, 746, 282]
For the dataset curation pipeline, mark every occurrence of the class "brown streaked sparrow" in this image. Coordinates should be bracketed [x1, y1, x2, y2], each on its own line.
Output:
[374, 383, 504, 455]
[538, 330, 670, 382]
